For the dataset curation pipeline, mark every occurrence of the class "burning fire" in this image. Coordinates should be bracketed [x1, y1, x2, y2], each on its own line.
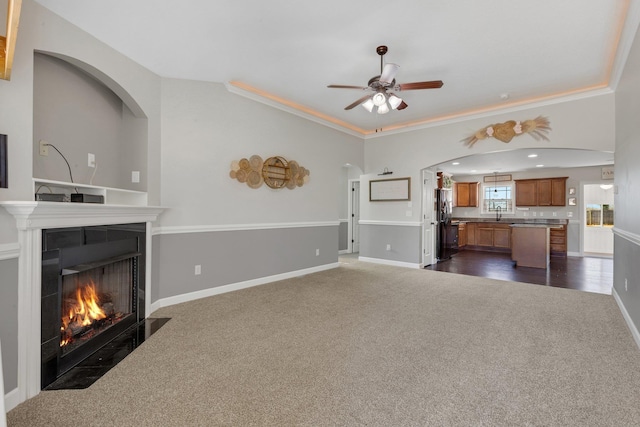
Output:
[60, 281, 107, 347]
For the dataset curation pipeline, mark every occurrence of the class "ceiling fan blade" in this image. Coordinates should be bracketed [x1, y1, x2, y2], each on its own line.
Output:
[397, 101, 408, 110]
[397, 80, 444, 91]
[379, 63, 399, 85]
[327, 84, 369, 90]
[344, 94, 373, 110]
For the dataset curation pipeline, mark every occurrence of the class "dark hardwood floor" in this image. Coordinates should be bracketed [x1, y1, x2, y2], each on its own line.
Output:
[425, 250, 613, 295]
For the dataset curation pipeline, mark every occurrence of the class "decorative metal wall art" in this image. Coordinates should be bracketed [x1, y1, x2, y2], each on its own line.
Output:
[462, 116, 551, 147]
[230, 155, 310, 189]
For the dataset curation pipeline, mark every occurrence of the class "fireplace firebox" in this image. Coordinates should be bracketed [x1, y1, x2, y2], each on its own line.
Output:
[41, 224, 146, 389]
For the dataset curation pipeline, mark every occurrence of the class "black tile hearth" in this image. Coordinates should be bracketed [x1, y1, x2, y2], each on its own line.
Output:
[44, 317, 170, 390]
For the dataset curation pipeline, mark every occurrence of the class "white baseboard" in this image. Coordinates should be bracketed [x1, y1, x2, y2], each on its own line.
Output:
[612, 287, 640, 351]
[150, 262, 340, 313]
[358, 256, 421, 269]
[338, 250, 349, 255]
[4, 386, 20, 413]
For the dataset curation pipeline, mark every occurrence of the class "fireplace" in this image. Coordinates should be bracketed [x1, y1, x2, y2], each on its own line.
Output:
[41, 224, 146, 389]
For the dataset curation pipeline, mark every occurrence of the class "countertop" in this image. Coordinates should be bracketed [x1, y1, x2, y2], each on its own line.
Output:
[509, 223, 563, 229]
[452, 217, 568, 225]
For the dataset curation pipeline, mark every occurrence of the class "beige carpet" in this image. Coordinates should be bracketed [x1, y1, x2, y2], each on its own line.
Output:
[8, 259, 640, 426]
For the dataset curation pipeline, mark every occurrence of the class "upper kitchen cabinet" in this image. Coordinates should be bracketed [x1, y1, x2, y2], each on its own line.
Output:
[515, 177, 568, 206]
[454, 182, 479, 207]
[515, 180, 538, 206]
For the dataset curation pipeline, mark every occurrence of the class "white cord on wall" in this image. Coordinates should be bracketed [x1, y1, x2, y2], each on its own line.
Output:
[89, 161, 98, 185]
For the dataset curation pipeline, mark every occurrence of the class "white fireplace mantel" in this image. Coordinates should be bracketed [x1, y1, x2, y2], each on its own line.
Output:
[1, 201, 165, 405]
[1, 201, 164, 230]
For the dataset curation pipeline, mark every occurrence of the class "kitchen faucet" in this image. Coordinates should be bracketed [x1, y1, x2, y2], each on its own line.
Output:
[496, 205, 502, 221]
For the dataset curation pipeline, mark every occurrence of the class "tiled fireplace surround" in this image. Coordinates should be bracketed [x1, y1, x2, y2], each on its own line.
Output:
[1, 202, 164, 403]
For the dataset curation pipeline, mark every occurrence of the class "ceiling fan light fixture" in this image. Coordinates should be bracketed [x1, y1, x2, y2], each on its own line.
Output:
[377, 103, 390, 114]
[361, 98, 375, 112]
[379, 63, 400, 84]
[372, 92, 387, 107]
[388, 94, 403, 110]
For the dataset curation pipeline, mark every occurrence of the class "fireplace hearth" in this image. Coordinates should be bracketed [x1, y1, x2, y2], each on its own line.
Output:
[41, 223, 153, 389]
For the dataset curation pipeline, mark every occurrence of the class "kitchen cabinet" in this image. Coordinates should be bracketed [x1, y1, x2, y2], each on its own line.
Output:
[493, 224, 511, 248]
[465, 222, 511, 251]
[515, 177, 568, 206]
[550, 224, 567, 255]
[515, 180, 538, 206]
[454, 182, 478, 207]
[466, 223, 476, 246]
[458, 222, 467, 247]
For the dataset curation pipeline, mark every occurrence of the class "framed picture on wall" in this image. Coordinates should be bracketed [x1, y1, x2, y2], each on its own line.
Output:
[568, 187, 576, 195]
[568, 197, 577, 206]
[370, 177, 411, 201]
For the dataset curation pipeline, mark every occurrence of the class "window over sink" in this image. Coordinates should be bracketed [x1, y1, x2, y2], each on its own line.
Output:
[482, 183, 514, 214]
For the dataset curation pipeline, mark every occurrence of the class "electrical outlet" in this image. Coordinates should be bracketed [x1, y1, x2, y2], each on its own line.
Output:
[386, 244, 391, 251]
[131, 171, 140, 183]
[315, 249, 320, 256]
[195, 265, 201, 275]
[532, 212, 537, 217]
[88, 153, 96, 167]
[567, 212, 573, 218]
[539, 212, 544, 217]
[39, 140, 49, 156]
[553, 212, 557, 217]
[625, 278, 628, 292]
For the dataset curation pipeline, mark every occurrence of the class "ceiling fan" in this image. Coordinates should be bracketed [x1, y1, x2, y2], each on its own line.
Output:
[327, 45, 443, 114]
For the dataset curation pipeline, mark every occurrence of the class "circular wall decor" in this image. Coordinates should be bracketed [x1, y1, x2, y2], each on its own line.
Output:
[262, 156, 290, 189]
[230, 155, 309, 190]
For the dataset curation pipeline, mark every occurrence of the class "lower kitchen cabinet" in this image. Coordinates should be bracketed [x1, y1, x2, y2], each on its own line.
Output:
[464, 222, 511, 252]
[458, 222, 467, 247]
[493, 225, 511, 249]
[550, 225, 567, 256]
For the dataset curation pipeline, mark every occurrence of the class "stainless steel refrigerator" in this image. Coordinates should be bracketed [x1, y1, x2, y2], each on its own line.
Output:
[435, 189, 458, 261]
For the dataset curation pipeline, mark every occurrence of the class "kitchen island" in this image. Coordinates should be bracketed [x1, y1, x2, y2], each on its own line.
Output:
[510, 224, 562, 268]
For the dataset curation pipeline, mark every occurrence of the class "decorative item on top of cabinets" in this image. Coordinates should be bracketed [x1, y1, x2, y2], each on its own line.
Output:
[515, 177, 567, 206]
[230, 155, 310, 190]
[454, 182, 478, 207]
[437, 172, 452, 189]
[461, 116, 551, 147]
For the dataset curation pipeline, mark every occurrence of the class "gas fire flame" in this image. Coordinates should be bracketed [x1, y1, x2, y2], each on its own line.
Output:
[60, 280, 106, 347]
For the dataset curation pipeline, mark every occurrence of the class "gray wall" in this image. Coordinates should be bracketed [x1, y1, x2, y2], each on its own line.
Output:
[338, 221, 348, 251]
[359, 224, 422, 264]
[0, 258, 18, 392]
[614, 16, 640, 336]
[152, 226, 338, 301]
[158, 78, 363, 228]
[33, 53, 148, 191]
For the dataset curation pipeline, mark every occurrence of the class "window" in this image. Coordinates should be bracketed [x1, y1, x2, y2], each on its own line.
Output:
[482, 183, 513, 213]
[586, 203, 614, 227]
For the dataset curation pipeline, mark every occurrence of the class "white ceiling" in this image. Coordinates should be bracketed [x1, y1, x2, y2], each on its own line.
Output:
[32, 0, 634, 136]
[30, 1, 632, 174]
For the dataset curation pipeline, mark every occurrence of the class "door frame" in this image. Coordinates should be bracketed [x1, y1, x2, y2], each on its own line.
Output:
[422, 170, 437, 267]
[348, 179, 360, 254]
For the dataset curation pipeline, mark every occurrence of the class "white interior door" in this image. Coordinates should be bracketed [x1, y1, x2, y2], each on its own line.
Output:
[351, 181, 360, 253]
[422, 170, 436, 266]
